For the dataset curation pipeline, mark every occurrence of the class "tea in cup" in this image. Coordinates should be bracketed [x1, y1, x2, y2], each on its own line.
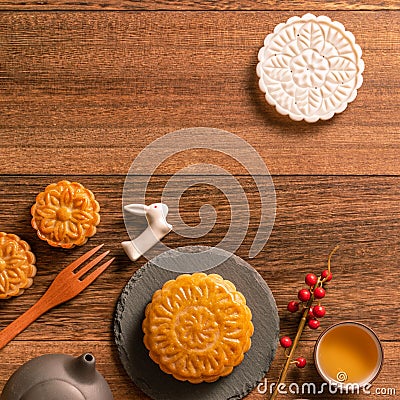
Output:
[314, 321, 383, 388]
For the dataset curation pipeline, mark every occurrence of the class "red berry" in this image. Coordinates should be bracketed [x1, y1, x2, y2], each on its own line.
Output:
[314, 287, 326, 299]
[307, 307, 314, 319]
[305, 273, 318, 287]
[298, 289, 311, 302]
[287, 301, 300, 313]
[296, 357, 307, 368]
[322, 269, 333, 282]
[308, 319, 320, 329]
[313, 305, 326, 318]
[280, 336, 292, 348]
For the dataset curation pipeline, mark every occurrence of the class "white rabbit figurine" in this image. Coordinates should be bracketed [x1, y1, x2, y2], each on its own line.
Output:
[121, 203, 172, 261]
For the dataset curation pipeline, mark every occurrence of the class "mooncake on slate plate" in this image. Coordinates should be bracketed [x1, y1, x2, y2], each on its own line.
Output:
[142, 272, 254, 384]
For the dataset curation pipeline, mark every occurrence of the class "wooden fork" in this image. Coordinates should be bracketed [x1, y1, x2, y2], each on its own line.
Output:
[0, 244, 114, 350]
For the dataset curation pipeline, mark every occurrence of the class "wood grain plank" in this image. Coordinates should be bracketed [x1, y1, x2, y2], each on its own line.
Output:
[0, 341, 398, 399]
[0, 0, 399, 11]
[1, 12, 399, 175]
[0, 175, 399, 342]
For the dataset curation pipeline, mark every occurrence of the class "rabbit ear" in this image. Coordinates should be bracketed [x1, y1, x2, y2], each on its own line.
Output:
[160, 203, 169, 217]
[124, 204, 149, 216]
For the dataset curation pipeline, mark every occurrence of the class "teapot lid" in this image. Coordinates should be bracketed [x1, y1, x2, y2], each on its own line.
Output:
[21, 380, 85, 400]
[1, 353, 113, 400]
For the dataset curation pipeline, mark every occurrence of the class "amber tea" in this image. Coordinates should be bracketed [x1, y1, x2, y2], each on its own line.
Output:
[315, 322, 383, 387]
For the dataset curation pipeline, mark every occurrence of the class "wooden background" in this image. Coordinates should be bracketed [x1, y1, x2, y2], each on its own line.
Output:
[0, 1, 399, 399]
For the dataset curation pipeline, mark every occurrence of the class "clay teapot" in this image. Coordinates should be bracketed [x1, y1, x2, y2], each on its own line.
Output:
[1, 353, 113, 400]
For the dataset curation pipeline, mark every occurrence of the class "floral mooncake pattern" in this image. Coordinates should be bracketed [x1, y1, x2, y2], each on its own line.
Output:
[31, 181, 100, 248]
[0, 233, 36, 299]
[142, 273, 254, 383]
[257, 13, 364, 122]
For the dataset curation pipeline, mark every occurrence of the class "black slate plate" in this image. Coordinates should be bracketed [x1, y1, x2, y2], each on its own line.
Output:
[114, 246, 279, 400]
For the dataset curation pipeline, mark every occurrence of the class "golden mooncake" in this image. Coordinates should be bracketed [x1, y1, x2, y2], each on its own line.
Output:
[0, 232, 36, 299]
[142, 273, 254, 383]
[31, 181, 100, 248]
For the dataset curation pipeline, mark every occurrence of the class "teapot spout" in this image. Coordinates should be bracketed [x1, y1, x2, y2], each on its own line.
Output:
[69, 353, 97, 383]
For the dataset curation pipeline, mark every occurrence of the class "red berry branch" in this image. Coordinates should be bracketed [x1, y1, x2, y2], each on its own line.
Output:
[269, 246, 339, 400]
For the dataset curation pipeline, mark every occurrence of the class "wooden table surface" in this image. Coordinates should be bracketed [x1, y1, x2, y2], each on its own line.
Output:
[1, 1, 399, 399]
